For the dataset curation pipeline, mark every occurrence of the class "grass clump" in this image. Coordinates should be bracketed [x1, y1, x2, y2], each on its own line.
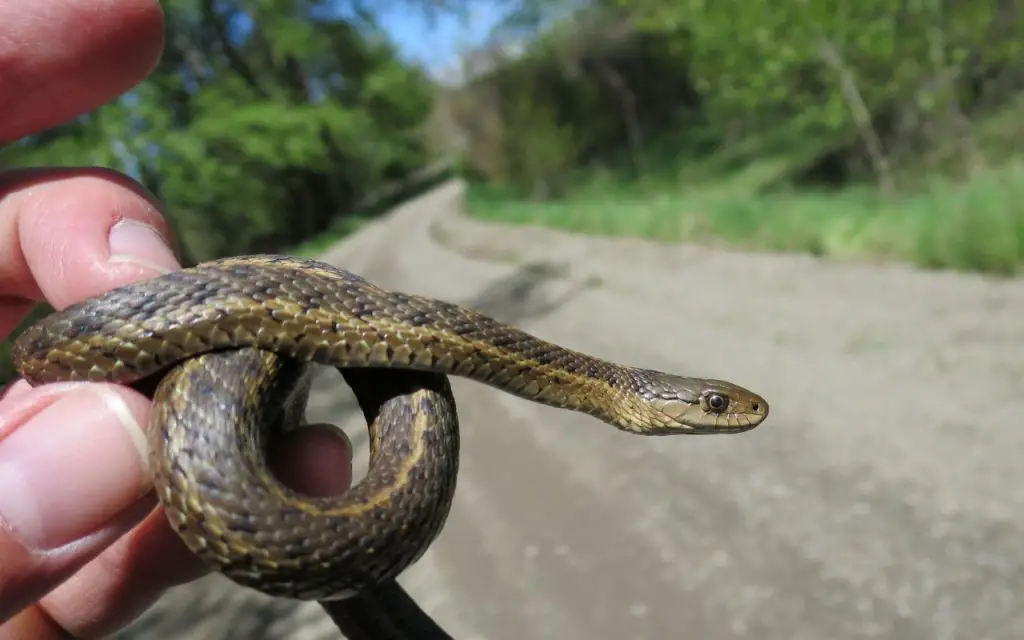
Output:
[465, 160, 1024, 276]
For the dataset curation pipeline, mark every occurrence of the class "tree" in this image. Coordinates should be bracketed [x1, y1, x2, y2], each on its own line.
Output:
[1, 0, 454, 260]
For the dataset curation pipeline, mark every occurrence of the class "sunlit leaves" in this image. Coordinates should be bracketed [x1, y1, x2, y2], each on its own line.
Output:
[5, 0, 447, 261]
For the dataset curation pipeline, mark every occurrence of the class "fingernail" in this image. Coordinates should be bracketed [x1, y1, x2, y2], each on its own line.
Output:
[0, 387, 149, 551]
[108, 219, 178, 273]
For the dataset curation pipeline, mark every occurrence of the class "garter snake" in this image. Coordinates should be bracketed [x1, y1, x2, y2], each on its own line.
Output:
[11, 254, 769, 638]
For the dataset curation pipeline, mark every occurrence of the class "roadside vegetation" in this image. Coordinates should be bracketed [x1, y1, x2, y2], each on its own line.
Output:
[446, 1, 1023, 275]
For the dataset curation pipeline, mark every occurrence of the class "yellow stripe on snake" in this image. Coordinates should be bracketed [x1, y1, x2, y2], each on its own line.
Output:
[11, 255, 769, 639]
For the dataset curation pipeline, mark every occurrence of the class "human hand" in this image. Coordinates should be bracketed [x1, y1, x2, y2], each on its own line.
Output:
[0, 1, 353, 637]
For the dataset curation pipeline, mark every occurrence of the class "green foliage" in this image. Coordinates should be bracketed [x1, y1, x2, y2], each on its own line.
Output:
[626, 0, 1016, 136]
[450, 0, 1022, 193]
[450, 4, 707, 191]
[1, 0, 448, 262]
[500, 86, 580, 198]
[446, 0, 1024, 276]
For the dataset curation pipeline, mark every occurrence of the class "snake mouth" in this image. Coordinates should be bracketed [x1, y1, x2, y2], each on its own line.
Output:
[688, 420, 763, 435]
[716, 408, 770, 433]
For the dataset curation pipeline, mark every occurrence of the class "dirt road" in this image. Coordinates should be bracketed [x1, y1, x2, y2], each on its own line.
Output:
[118, 181, 1024, 640]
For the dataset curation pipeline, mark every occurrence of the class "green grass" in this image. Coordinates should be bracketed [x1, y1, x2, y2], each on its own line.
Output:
[465, 159, 1024, 276]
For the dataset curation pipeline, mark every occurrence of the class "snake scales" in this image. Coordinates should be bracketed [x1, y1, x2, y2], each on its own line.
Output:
[11, 254, 769, 639]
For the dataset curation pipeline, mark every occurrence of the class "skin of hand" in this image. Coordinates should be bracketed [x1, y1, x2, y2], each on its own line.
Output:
[0, 1, 353, 637]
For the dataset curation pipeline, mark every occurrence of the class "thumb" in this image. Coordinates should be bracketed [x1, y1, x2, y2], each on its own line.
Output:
[0, 382, 154, 623]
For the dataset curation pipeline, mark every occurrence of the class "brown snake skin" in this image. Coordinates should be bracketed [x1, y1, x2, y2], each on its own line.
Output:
[11, 254, 770, 638]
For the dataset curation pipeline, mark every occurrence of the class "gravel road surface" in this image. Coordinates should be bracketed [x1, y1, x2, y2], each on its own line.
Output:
[117, 180, 1024, 640]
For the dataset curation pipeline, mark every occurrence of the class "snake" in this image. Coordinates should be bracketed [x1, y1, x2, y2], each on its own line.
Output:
[10, 254, 770, 639]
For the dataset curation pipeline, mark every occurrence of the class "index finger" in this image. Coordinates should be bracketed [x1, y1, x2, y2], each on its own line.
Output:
[0, 0, 165, 142]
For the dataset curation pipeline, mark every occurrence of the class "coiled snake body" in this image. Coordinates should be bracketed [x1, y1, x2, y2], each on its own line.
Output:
[11, 255, 769, 638]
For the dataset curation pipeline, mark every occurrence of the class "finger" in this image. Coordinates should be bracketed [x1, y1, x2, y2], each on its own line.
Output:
[269, 423, 354, 496]
[0, 0, 165, 141]
[27, 507, 207, 638]
[0, 168, 179, 338]
[0, 383, 155, 622]
[21, 425, 355, 637]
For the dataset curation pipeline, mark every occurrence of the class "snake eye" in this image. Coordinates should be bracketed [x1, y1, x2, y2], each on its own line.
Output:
[705, 393, 729, 413]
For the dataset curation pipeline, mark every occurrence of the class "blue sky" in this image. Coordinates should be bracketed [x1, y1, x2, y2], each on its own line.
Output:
[375, 3, 510, 74]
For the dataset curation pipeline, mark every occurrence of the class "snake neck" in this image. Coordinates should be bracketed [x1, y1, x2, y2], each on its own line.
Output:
[386, 318, 633, 429]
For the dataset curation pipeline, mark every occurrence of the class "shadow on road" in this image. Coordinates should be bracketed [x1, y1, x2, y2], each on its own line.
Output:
[306, 259, 594, 447]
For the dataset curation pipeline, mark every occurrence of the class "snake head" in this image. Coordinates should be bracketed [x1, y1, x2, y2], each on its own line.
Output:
[623, 373, 769, 435]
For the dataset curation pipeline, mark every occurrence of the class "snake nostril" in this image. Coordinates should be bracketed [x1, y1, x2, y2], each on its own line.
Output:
[752, 403, 760, 412]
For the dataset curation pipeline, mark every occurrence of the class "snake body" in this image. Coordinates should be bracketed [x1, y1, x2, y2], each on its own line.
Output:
[11, 255, 769, 636]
